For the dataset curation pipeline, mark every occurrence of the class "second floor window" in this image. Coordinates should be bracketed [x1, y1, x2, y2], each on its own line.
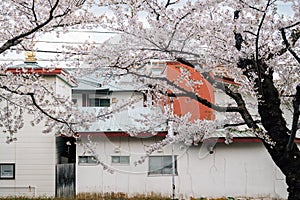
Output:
[88, 98, 110, 107]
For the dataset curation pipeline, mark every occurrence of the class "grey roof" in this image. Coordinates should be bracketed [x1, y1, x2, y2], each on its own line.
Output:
[8, 62, 45, 69]
[210, 129, 256, 138]
[71, 70, 146, 92]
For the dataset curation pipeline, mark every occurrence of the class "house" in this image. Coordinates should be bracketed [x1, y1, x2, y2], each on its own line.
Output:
[0, 53, 77, 197]
[1, 56, 298, 199]
[73, 60, 296, 199]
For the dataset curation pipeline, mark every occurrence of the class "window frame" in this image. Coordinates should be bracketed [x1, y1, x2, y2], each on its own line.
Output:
[88, 98, 111, 107]
[78, 156, 98, 166]
[111, 156, 130, 165]
[148, 155, 178, 176]
[0, 163, 15, 179]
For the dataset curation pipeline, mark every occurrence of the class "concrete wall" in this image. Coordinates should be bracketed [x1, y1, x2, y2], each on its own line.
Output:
[76, 136, 288, 199]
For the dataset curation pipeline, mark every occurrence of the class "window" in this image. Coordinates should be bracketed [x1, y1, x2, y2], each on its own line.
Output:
[78, 156, 98, 165]
[0, 163, 15, 179]
[111, 156, 130, 165]
[148, 156, 177, 176]
[88, 98, 110, 107]
[143, 91, 156, 107]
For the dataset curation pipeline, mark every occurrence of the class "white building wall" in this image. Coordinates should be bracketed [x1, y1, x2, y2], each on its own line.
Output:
[0, 74, 74, 197]
[76, 136, 288, 199]
[73, 90, 165, 132]
[56, 76, 73, 99]
[0, 114, 56, 197]
[74, 73, 294, 199]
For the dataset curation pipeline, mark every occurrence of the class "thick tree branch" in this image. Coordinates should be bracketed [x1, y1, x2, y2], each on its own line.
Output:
[202, 72, 259, 129]
[266, 28, 300, 60]
[113, 62, 240, 113]
[0, 0, 70, 54]
[223, 120, 261, 128]
[32, 0, 39, 26]
[146, 75, 238, 112]
[239, 0, 263, 12]
[280, 28, 300, 64]
[0, 85, 75, 132]
[175, 58, 259, 129]
[166, 90, 240, 112]
[254, 0, 271, 97]
[165, 0, 177, 8]
[283, 21, 300, 30]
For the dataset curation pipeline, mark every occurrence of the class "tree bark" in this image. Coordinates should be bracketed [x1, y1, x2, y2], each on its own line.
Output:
[240, 59, 300, 199]
[259, 75, 300, 200]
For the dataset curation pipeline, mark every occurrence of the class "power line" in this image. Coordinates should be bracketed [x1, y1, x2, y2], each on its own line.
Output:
[59, 30, 120, 34]
[0, 58, 81, 62]
[34, 40, 104, 45]
[8, 48, 88, 55]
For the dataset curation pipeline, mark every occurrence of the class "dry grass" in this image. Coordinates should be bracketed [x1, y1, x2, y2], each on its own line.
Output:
[190, 198, 230, 200]
[0, 193, 240, 200]
[76, 192, 171, 200]
[0, 192, 171, 200]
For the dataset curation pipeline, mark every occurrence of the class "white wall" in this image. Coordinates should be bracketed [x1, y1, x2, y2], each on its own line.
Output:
[76, 136, 288, 199]
[0, 114, 56, 197]
[73, 90, 165, 132]
[43, 75, 73, 99]
[73, 73, 296, 199]
[0, 74, 74, 197]
[56, 76, 73, 99]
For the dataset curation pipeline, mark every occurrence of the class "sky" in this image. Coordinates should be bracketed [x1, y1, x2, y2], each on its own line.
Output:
[0, 28, 114, 68]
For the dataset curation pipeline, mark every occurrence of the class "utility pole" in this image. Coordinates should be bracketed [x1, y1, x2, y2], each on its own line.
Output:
[168, 97, 175, 200]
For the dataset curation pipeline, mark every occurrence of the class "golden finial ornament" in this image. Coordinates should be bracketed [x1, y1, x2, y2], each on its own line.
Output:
[25, 51, 37, 63]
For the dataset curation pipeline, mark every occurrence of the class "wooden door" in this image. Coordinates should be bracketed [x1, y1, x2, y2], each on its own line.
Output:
[56, 163, 75, 198]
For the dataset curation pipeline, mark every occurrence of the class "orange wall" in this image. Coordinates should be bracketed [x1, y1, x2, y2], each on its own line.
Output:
[165, 61, 215, 121]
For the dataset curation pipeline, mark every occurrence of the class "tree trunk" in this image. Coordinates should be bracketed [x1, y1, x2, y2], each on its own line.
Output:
[254, 62, 300, 200]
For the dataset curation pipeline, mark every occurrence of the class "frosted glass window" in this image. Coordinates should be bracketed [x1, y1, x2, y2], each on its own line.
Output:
[111, 156, 130, 165]
[148, 156, 177, 176]
[78, 156, 98, 165]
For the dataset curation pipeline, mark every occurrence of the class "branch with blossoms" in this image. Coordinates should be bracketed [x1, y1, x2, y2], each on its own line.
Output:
[280, 28, 300, 64]
[0, 71, 100, 141]
[0, 79, 79, 141]
[134, 117, 222, 166]
[0, 0, 62, 54]
[97, 62, 242, 113]
[0, 0, 102, 54]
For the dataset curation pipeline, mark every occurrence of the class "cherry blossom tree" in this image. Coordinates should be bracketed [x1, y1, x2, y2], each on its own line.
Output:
[1, 0, 300, 199]
[0, 0, 103, 141]
[74, 0, 299, 199]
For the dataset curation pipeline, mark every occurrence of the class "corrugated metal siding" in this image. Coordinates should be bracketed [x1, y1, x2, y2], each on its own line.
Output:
[0, 116, 56, 197]
[0, 186, 36, 197]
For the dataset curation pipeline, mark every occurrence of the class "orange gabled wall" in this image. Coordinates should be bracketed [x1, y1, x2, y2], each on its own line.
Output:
[165, 61, 215, 121]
